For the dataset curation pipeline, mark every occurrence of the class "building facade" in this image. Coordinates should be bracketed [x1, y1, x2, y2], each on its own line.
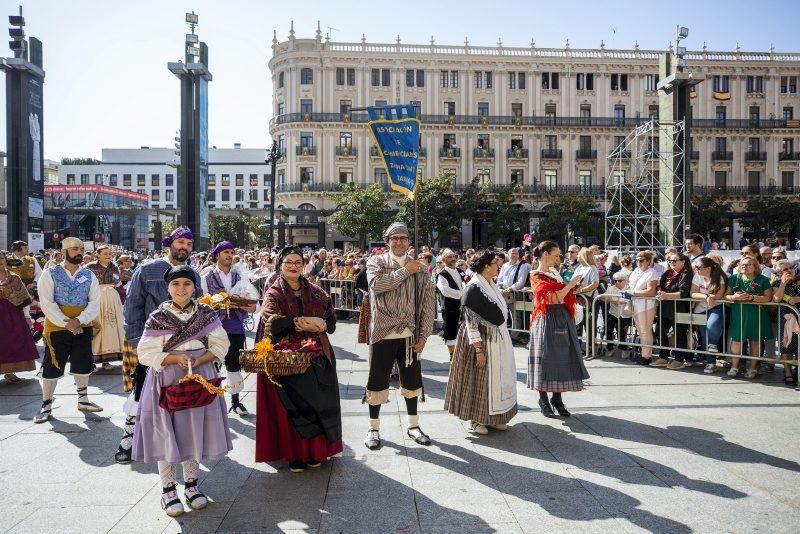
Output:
[268, 29, 800, 247]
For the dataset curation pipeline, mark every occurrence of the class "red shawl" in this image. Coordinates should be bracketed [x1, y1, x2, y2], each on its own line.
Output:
[530, 271, 576, 327]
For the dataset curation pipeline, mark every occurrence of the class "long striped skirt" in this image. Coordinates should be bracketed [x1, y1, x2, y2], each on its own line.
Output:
[528, 304, 589, 392]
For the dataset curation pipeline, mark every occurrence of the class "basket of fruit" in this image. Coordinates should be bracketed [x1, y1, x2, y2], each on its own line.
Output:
[239, 335, 321, 384]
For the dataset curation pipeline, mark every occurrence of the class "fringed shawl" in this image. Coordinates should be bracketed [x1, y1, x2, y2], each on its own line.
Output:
[530, 271, 576, 326]
[142, 301, 221, 352]
[0, 272, 32, 309]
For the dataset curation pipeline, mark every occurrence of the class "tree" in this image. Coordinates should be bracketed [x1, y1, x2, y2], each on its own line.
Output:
[690, 194, 732, 240]
[742, 196, 799, 237]
[457, 177, 488, 222]
[538, 196, 602, 245]
[327, 182, 390, 250]
[487, 185, 526, 246]
[395, 171, 464, 247]
[208, 215, 269, 249]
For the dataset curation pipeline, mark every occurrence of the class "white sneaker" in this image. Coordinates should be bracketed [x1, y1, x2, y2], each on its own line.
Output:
[707, 344, 718, 353]
[161, 486, 185, 517]
[704, 364, 716, 374]
[469, 421, 489, 435]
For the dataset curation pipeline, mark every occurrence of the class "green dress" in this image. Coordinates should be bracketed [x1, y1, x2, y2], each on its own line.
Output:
[728, 273, 773, 342]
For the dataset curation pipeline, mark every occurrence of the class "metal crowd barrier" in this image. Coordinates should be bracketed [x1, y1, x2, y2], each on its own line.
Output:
[589, 294, 800, 371]
[318, 278, 361, 313]
[503, 290, 593, 344]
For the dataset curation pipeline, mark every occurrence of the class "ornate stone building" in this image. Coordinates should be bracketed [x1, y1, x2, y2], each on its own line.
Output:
[269, 24, 800, 248]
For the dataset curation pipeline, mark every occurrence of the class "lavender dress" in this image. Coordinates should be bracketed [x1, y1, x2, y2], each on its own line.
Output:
[132, 302, 233, 463]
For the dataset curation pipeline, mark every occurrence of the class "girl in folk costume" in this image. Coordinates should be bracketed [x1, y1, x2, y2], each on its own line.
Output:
[528, 241, 590, 418]
[85, 245, 126, 371]
[445, 251, 517, 435]
[0, 251, 39, 382]
[132, 265, 232, 517]
[255, 247, 342, 473]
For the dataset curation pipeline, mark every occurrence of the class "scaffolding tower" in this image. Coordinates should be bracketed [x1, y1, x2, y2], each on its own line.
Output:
[605, 119, 687, 253]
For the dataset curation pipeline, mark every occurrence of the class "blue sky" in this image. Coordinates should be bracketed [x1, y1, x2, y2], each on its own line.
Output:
[1, 0, 798, 160]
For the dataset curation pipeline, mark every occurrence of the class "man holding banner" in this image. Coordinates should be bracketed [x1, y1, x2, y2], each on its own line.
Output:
[361, 104, 435, 449]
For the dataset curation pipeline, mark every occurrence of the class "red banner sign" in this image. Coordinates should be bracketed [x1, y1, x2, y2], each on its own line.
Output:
[45, 184, 149, 202]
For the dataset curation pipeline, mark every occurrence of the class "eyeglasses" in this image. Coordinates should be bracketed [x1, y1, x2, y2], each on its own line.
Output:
[772, 255, 785, 260]
[389, 236, 409, 243]
[668, 259, 682, 264]
[282, 260, 303, 267]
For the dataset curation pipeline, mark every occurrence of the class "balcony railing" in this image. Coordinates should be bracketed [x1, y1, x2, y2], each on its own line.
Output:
[451, 183, 604, 195]
[690, 151, 700, 160]
[507, 148, 529, 159]
[295, 146, 316, 156]
[779, 151, 800, 161]
[744, 151, 767, 161]
[694, 185, 785, 196]
[473, 147, 495, 158]
[270, 112, 797, 130]
[541, 149, 563, 159]
[276, 182, 343, 193]
[576, 149, 597, 160]
[439, 147, 461, 158]
[711, 151, 734, 161]
[334, 146, 357, 156]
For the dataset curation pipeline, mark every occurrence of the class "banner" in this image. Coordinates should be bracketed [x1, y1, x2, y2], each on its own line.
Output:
[368, 104, 420, 200]
[196, 76, 210, 242]
[26, 74, 45, 249]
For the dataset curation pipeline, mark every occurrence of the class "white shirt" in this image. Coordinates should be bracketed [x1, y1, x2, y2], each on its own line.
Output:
[628, 267, 659, 313]
[437, 266, 464, 300]
[201, 266, 234, 295]
[497, 261, 532, 291]
[38, 264, 101, 327]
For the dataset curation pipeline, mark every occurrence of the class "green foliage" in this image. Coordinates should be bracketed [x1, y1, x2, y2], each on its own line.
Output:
[327, 182, 390, 249]
[742, 196, 799, 237]
[60, 157, 101, 165]
[209, 215, 270, 249]
[396, 171, 465, 247]
[538, 196, 602, 244]
[487, 185, 526, 246]
[690, 194, 732, 238]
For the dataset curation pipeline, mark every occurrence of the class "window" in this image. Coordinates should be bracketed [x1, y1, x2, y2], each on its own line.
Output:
[166, 190, 174, 202]
[580, 104, 591, 125]
[545, 104, 557, 124]
[510, 135, 523, 149]
[339, 132, 352, 148]
[277, 102, 285, 116]
[748, 170, 760, 193]
[207, 189, 215, 202]
[249, 189, 258, 202]
[715, 137, 727, 153]
[781, 76, 797, 94]
[714, 171, 727, 191]
[136, 174, 145, 187]
[406, 69, 414, 87]
[518, 72, 526, 90]
[748, 137, 761, 153]
[614, 105, 625, 126]
[451, 71, 459, 88]
[336, 68, 345, 86]
[407, 69, 424, 87]
[715, 106, 727, 125]
[579, 135, 592, 152]
[544, 170, 557, 192]
[474, 71, 483, 89]
[614, 136, 625, 150]
[278, 72, 284, 88]
[151, 190, 160, 201]
[579, 170, 592, 193]
[371, 68, 380, 86]
[477, 134, 490, 149]
[576, 73, 594, 91]
[712, 75, 730, 92]
[644, 74, 658, 91]
[443, 133, 456, 149]
[109, 174, 117, 186]
[300, 68, 313, 84]
[611, 170, 626, 184]
[93, 174, 102, 184]
[749, 106, 760, 125]
[541, 72, 559, 90]
[444, 101, 456, 115]
[347, 68, 355, 85]
[208, 174, 216, 186]
[417, 69, 424, 87]
[300, 99, 313, 113]
[236, 190, 244, 202]
[648, 105, 659, 120]
[375, 168, 388, 186]
[510, 169, 524, 185]
[611, 74, 628, 91]
[511, 103, 522, 117]
[375, 99, 387, 110]
[80, 174, 89, 184]
[300, 132, 313, 148]
[784, 107, 794, 121]
[66, 174, 75, 184]
[381, 69, 390, 86]
[477, 102, 489, 116]
[151, 174, 160, 187]
[545, 135, 557, 151]
[221, 174, 230, 186]
[221, 190, 229, 202]
[278, 134, 286, 155]
[263, 189, 270, 201]
[410, 100, 421, 116]
[440, 70, 449, 88]
[250, 174, 258, 187]
[339, 168, 353, 184]
[477, 169, 490, 185]
[746, 75, 764, 93]
[165, 174, 174, 186]
[263, 174, 271, 186]
[277, 169, 285, 187]
[123, 174, 131, 187]
[782, 171, 794, 193]
[300, 167, 314, 186]
[137, 189, 145, 195]
[782, 138, 795, 154]
[509, 72, 524, 90]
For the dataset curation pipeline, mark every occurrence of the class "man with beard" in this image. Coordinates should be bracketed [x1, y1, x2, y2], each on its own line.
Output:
[114, 227, 201, 463]
[436, 248, 465, 359]
[34, 237, 102, 423]
[201, 241, 256, 416]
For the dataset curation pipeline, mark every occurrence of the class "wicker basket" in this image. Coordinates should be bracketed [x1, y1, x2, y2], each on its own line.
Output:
[239, 349, 312, 376]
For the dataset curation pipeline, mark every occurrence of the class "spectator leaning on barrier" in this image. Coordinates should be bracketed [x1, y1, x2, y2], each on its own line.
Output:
[770, 259, 800, 386]
[627, 251, 660, 365]
[691, 256, 728, 373]
[650, 252, 694, 370]
[602, 271, 633, 359]
[561, 245, 581, 283]
[725, 257, 773, 379]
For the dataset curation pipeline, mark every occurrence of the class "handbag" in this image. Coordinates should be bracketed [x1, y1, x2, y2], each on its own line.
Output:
[158, 360, 225, 413]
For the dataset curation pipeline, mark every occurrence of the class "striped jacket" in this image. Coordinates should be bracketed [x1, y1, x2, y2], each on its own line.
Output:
[366, 252, 435, 344]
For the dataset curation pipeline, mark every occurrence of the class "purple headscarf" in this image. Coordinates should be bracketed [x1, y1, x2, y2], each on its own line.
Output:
[162, 226, 194, 247]
[210, 240, 235, 260]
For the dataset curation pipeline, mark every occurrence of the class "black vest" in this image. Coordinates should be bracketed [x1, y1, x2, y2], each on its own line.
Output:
[439, 269, 464, 312]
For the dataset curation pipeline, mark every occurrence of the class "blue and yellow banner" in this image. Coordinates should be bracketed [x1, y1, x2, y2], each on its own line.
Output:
[367, 104, 421, 200]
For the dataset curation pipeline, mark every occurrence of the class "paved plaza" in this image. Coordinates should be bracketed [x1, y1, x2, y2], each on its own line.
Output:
[1, 320, 799, 533]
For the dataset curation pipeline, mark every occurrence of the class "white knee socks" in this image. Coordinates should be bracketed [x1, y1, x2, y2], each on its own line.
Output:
[41, 378, 57, 402]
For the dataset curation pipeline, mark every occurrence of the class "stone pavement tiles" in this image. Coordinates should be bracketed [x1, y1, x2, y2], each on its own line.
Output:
[1, 321, 799, 533]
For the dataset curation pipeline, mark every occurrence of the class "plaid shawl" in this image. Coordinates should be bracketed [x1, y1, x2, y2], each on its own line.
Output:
[0, 272, 32, 309]
[142, 301, 221, 352]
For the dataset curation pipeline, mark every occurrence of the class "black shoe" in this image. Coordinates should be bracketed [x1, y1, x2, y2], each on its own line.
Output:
[636, 357, 652, 366]
[115, 445, 132, 464]
[307, 459, 322, 468]
[539, 398, 557, 418]
[551, 400, 571, 417]
[407, 426, 432, 445]
[288, 460, 307, 473]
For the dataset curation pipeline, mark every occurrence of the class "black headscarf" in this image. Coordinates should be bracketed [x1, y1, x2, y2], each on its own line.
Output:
[276, 246, 304, 266]
[163, 265, 197, 285]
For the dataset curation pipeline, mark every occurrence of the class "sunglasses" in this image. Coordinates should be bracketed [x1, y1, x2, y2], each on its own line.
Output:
[668, 259, 682, 264]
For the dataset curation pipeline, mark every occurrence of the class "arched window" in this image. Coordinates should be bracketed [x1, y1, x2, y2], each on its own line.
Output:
[300, 68, 313, 85]
[297, 203, 317, 224]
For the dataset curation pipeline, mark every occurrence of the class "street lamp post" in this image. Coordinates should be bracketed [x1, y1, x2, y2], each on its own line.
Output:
[265, 140, 280, 249]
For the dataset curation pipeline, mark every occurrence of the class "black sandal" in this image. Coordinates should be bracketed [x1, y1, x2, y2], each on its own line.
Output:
[407, 426, 431, 445]
[784, 376, 797, 386]
[183, 479, 208, 510]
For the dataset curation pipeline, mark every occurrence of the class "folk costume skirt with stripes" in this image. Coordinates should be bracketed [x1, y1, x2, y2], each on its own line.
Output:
[528, 303, 589, 392]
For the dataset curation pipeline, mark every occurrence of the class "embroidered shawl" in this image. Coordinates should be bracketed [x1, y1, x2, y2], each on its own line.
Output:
[85, 261, 120, 285]
[142, 301, 221, 352]
[0, 271, 32, 309]
[530, 270, 576, 325]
